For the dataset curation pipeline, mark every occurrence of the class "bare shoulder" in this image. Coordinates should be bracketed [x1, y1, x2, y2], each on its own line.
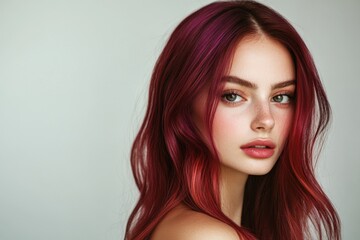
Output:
[150, 204, 240, 240]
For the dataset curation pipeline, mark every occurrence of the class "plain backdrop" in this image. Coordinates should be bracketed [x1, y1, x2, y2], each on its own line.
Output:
[0, 0, 359, 239]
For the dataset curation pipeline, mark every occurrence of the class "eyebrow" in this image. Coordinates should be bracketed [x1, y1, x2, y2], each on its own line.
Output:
[222, 76, 296, 90]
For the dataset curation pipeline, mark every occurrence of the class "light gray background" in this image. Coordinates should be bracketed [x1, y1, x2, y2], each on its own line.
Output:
[0, 0, 358, 239]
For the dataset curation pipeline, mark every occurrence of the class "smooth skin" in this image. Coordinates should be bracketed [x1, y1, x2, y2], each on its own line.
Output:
[151, 35, 295, 239]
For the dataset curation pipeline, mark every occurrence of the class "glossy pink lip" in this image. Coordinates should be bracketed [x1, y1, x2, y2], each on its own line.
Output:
[240, 140, 276, 159]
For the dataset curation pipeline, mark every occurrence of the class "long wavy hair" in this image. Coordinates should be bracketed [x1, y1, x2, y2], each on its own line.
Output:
[125, 1, 341, 239]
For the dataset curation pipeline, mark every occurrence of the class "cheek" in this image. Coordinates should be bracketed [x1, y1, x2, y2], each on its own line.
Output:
[212, 109, 236, 159]
[212, 107, 246, 145]
[213, 111, 231, 134]
[275, 109, 294, 143]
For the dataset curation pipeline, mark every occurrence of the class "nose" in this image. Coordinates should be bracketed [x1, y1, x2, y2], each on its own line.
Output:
[250, 101, 275, 132]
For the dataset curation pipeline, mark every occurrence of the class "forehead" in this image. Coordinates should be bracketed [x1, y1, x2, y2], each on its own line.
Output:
[229, 35, 295, 85]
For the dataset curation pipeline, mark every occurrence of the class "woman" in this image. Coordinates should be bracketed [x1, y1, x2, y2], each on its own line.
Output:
[125, 1, 341, 239]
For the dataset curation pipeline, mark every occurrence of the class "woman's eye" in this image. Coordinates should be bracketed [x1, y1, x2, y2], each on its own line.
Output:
[272, 94, 292, 104]
[222, 92, 243, 103]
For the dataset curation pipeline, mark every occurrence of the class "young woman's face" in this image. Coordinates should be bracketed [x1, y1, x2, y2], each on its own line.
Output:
[193, 36, 295, 176]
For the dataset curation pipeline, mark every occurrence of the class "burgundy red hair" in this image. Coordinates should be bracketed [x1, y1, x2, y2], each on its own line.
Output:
[125, 1, 341, 239]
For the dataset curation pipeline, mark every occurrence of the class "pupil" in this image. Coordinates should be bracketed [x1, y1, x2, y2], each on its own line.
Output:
[275, 95, 283, 102]
[227, 94, 236, 101]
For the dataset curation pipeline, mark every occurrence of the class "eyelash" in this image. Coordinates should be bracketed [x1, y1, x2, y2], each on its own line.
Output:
[221, 90, 295, 105]
[221, 90, 245, 105]
[272, 92, 295, 104]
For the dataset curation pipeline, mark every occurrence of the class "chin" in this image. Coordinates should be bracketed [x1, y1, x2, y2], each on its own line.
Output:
[248, 167, 274, 176]
[247, 158, 278, 175]
[221, 157, 278, 176]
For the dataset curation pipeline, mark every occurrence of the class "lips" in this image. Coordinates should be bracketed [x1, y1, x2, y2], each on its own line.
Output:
[240, 140, 276, 159]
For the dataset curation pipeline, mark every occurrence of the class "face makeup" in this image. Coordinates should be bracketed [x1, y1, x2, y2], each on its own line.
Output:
[240, 139, 276, 159]
[193, 35, 295, 176]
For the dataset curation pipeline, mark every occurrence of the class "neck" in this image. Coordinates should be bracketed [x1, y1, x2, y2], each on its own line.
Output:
[219, 165, 248, 226]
